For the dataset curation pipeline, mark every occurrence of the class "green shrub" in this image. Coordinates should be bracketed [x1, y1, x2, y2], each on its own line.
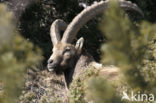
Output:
[0, 4, 42, 103]
[100, 0, 156, 90]
[69, 0, 156, 103]
[69, 67, 98, 103]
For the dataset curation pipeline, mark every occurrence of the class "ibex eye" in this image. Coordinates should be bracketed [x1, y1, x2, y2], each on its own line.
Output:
[63, 47, 71, 54]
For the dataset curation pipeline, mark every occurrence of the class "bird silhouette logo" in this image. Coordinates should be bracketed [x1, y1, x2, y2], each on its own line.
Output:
[122, 90, 130, 101]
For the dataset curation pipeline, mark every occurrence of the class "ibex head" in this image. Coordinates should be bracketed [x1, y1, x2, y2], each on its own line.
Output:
[47, 20, 84, 73]
[47, 0, 144, 73]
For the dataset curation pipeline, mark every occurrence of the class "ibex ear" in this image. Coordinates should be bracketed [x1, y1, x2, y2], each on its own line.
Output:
[75, 37, 84, 54]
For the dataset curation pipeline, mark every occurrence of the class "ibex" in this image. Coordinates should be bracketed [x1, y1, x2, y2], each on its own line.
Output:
[47, 0, 144, 87]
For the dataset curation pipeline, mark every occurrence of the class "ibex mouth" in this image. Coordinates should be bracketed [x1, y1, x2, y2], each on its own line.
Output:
[47, 64, 63, 74]
[48, 68, 54, 72]
[47, 65, 56, 72]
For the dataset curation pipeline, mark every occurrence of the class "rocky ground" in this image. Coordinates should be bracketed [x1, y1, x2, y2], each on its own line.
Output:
[19, 68, 67, 103]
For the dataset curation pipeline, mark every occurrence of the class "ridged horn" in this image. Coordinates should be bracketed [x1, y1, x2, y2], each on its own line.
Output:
[50, 19, 67, 45]
[61, 0, 144, 43]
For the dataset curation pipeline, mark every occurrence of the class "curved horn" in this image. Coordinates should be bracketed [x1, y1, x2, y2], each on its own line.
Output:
[61, 0, 144, 43]
[50, 19, 67, 45]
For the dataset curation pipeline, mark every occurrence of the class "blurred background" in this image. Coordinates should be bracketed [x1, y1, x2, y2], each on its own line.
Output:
[0, 0, 156, 103]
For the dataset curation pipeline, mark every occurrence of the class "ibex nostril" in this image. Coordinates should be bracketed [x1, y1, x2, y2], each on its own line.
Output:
[48, 59, 53, 64]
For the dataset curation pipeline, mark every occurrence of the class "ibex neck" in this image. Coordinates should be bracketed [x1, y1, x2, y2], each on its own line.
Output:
[63, 53, 94, 87]
[73, 53, 94, 78]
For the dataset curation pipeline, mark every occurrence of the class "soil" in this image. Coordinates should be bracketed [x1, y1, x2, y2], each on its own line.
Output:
[20, 68, 67, 103]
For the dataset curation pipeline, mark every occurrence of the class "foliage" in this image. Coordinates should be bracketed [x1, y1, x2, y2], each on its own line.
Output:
[0, 4, 42, 103]
[69, 67, 98, 103]
[85, 77, 122, 103]
[69, 0, 156, 103]
[100, 0, 156, 89]
[90, 0, 155, 102]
